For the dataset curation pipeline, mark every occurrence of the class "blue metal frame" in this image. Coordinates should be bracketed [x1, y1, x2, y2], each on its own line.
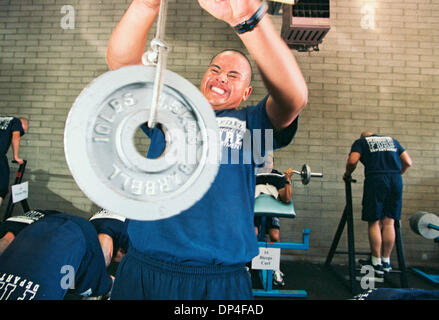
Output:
[252, 191, 310, 299]
[411, 268, 439, 285]
[252, 227, 310, 298]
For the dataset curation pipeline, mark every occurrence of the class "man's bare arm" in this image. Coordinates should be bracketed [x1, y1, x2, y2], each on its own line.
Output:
[198, 0, 308, 131]
[106, 0, 161, 70]
[400, 151, 413, 174]
[11, 131, 23, 164]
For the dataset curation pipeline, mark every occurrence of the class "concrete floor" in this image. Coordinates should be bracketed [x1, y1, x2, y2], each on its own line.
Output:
[252, 260, 439, 300]
[71, 259, 438, 301]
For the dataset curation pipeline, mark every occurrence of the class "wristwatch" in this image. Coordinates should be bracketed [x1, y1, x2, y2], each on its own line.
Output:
[233, 1, 268, 34]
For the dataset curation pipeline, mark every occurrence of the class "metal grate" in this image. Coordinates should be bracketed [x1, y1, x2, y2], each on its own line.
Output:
[281, 0, 331, 52]
[292, 0, 330, 18]
[287, 29, 327, 43]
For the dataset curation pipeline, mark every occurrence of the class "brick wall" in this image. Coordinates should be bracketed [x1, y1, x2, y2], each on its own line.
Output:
[0, 0, 438, 267]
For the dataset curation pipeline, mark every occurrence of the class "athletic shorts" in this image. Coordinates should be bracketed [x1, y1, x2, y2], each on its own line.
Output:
[110, 246, 253, 300]
[0, 156, 10, 197]
[254, 216, 280, 232]
[362, 174, 403, 222]
[0, 188, 7, 198]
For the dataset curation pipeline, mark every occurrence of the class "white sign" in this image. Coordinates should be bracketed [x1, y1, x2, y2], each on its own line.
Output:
[251, 247, 281, 270]
[11, 181, 28, 203]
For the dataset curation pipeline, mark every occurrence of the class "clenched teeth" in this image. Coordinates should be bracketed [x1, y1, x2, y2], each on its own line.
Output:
[211, 86, 225, 95]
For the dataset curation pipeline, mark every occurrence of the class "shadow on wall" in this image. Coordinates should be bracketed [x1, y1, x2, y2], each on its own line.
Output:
[0, 168, 97, 221]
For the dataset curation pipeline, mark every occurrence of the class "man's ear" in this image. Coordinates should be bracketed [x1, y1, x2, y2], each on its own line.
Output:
[242, 85, 253, 102]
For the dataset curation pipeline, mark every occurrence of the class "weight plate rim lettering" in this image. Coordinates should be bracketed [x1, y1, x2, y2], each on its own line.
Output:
[64, 65, 220, 221]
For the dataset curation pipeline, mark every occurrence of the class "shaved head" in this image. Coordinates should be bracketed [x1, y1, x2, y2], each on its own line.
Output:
[210, 49, 253, 83]
[361, 131, 374, 138]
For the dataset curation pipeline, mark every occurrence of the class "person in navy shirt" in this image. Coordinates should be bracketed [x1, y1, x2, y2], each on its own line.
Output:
[0, 116, 28, 206]
[0, 209, 126, 300]
[343, 132, 412, 277]
[0, 209, 59, 256]
[107, 0, 307, 300]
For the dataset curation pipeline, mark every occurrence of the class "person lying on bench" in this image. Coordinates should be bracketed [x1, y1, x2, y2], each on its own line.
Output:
[253, 153, 293, 286]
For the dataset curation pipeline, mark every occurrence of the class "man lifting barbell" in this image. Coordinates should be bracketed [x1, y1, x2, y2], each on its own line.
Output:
[107, 0, 308, 300]
[254, 153, 293, 286]
[343, 132, 412, 279]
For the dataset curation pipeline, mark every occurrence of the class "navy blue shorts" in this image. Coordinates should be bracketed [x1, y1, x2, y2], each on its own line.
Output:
[254, 216, 280, 231]
[111, 247, 253, 300]
[0, 188, 7, 198]
[0, 156, 10, 197]
[362, 174, 403, 222]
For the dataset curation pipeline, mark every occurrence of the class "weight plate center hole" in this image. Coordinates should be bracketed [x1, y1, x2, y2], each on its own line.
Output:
[134, 122, 166, 160]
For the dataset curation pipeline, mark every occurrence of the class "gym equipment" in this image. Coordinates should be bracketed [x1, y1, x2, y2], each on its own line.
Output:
[281, 0, 331, 52]
[409, 211, 439, 285]
[252, 164, 322, 298]
[411, 268, 439, 285]
[294, 164, 323, 185]
[409, 211, 439, 240]
[325, 176, 408, 295]
[142, 0, 169, 129]
[259, 163, 323, 185]
[64, 66, 219, 221]
[64, 0, 220, 221]
[2, 160, 31, 222]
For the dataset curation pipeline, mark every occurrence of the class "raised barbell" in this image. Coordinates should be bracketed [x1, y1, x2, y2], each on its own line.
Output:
[63, 0, 318, 221]
[293, 164, 323, 185]
[409, 211, 439, 240]
[64, 65, 220, 221]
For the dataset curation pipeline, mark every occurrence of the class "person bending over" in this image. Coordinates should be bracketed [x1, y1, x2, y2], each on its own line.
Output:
[0, 210, 120, 300]
[344, 132, 412, 279]
[0, 116, 28, 206]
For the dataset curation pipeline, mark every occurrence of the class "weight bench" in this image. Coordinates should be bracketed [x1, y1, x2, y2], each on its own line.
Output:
[2, 160, 30, 222]
[252, 193, 310, 298]
[410, 212, 439, 285]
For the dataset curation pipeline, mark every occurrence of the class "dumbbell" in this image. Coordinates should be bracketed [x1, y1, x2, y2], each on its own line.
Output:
[409, 211, 439, 240]
[292, 164, 323, 185]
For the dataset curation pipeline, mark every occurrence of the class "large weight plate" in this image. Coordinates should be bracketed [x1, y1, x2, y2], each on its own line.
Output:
[301, 164, 311, 185]
[409, 211, 439, 240]
[64, 65, 220, 221]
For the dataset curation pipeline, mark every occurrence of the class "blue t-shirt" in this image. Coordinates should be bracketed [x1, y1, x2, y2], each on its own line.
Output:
[350, 134, 405, 177]
[0, 213, 111, 300]
[129, 96, 298, 266]
[0, 117, 24, 189]
[0, 117, 23, 156]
